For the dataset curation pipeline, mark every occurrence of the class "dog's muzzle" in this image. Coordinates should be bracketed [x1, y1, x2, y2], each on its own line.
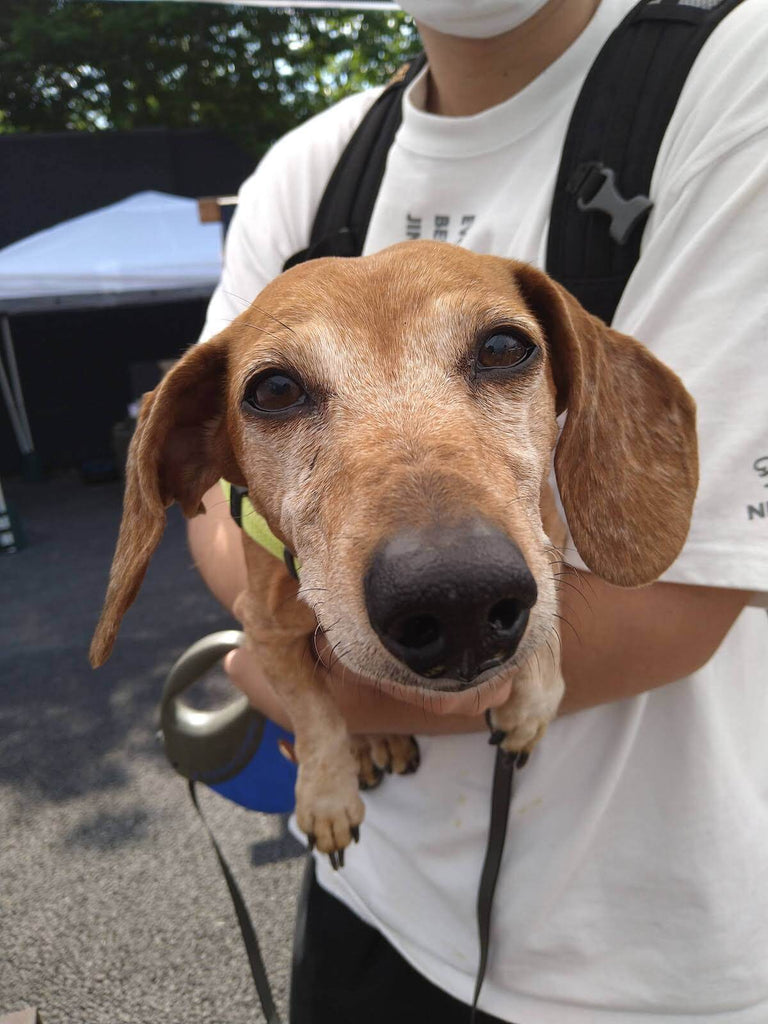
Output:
[364, 520, 537, 686]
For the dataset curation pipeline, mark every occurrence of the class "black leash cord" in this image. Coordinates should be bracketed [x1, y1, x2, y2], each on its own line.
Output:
[189, 780, 282, 1024]
[470, 746, 516, 1023]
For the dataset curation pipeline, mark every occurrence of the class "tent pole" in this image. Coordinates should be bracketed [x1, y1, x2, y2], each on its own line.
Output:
[0, 354, 32, 454]
[1, 315, 34, 451]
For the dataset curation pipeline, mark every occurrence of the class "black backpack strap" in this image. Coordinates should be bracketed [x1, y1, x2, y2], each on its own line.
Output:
[283, 54, 427, 271]
[546, 0, 746, 324]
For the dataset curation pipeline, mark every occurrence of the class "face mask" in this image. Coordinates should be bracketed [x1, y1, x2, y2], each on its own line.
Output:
[397, 0, 552, 39]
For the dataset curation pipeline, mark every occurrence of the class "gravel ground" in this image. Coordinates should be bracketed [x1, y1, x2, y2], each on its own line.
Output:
[1, 473, 304, 1023]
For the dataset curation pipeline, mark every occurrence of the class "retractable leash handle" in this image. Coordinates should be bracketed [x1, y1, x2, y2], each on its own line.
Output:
[160, 630, 297, 813]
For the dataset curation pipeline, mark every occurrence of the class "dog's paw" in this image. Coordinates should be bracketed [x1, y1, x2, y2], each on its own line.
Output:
[351, 735, 420, 790]
[368, 735, 421, 776]
[350, 736, 385, 791]
[488, 699, 552, 753]
[295, 761, 365, 869]
[487, 708, 548, 767]
[488, 661, 565, 765]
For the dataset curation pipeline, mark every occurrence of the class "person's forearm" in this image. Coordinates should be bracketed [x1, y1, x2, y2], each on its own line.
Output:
[556, 576, 749, 715]
[320, 576, 748, 732]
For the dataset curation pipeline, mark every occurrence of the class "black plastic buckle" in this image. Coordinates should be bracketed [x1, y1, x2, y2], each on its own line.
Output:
[568, 162, 653, 245]
[283, 548, 299, 580]
[229, 484, 248, 528]
[230, 484, 299, 580]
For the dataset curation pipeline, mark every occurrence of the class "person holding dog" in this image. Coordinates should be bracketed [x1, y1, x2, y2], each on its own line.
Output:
[189, 0, 768, 1021]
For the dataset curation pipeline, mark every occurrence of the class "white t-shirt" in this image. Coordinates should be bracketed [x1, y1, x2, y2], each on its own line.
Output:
[201, 1, 768, 1020]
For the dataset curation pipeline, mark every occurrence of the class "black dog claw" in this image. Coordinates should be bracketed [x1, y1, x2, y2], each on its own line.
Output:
[351, 825, 360, 844]
[329, 851, 339, 871]
[359, 766, 384, 791]
[404, 741, 421, 774]
[501, 749, 530, 769]
[307, 834, 316, 851]
[485, 712, 532, 768]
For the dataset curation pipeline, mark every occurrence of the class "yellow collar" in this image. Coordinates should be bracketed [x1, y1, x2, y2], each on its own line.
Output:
[220, 479, 300, 579]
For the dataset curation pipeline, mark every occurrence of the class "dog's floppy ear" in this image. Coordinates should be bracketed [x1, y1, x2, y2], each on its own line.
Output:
[513, 263, 698, 587]
[90, 334, 244, 667]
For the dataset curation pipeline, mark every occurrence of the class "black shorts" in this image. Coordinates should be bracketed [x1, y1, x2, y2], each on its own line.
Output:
[290, 860, 513, 1024]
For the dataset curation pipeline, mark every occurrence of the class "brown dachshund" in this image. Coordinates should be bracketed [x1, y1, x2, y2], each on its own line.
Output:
[90, 241, 698, 861]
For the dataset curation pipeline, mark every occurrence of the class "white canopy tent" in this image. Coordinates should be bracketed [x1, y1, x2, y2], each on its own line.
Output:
[103, 1, 399, 8]
[0, 191, 223, 460]
[0, 190, 222, 314]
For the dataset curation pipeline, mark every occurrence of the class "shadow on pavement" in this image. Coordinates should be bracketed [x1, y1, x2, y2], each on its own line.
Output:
[0, 473, 234, 807]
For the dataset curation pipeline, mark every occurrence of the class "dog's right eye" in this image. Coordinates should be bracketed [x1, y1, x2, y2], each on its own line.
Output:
[243, 371, 308, 415]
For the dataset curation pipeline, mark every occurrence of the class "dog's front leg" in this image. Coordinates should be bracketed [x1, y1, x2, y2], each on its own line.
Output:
[238, 589, 364, 860]
[488, 647, 565, 759]
[281, 653, 365, 862]
[235, 538, 363, 863]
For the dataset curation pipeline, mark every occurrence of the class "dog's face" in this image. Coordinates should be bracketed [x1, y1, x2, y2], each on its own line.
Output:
[90, 242, 698, 691]
[229, 245, 562, 689]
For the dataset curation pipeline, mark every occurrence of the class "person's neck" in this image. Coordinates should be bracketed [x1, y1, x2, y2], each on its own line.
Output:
[418, 0, 601, 116]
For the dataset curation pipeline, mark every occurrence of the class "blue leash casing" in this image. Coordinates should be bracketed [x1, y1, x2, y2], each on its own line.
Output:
[209, 717, 296, 813]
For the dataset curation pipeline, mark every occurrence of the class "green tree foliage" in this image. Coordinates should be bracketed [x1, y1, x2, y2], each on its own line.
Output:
[0, 1, 419, 156]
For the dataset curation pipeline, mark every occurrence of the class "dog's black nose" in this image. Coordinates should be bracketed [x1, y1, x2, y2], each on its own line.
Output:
[364, 521, 537, 684]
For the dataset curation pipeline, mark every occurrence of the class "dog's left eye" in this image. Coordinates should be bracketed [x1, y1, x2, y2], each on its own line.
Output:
[476, 330, 537, 371]
[243, 371, 307, 414]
